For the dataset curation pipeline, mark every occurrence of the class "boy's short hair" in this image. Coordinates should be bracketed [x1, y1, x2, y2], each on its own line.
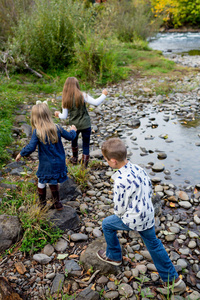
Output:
[101, 138, 127, 162]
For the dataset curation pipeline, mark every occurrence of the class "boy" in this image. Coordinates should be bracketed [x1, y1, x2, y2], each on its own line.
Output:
[96, 138, 186, 295]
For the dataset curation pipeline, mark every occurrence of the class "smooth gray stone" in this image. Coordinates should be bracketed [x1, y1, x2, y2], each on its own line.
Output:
[33, 254, 52, 265]
[50, 274, 65, 294]
[76, 286, 100, 300]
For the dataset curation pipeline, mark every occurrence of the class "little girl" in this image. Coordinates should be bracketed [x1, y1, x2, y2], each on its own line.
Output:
[55, 77, 108, 168]
[16, 102, 77, 210]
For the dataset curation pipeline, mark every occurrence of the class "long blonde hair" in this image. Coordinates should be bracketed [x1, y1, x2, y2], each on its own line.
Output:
[62, 77, 84, 109]
[31, 103, 58, 144]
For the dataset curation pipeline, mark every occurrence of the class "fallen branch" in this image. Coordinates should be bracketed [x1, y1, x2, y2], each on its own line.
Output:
[74, 269, 100, 286]
[24, 62, 43, 78]
[0, 257, 8, 267]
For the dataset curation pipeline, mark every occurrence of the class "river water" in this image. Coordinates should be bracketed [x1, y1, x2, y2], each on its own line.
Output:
[124, 33, 200, 187]
[148, 32, 200, 54]
[123, 109, 200, 187]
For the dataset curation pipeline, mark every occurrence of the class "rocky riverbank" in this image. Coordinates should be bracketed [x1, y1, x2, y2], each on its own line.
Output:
[0, 61, 200, 299]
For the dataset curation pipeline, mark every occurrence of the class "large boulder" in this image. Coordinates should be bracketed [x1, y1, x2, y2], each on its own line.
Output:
[48, 206, 80, 231]
[80, 236, 120, 275]
[0, 215, 22, 253]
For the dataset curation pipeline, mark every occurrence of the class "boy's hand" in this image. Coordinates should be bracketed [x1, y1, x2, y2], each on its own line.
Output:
[16, 153, 21, 162]
[70, 125, 77, 131]
[102, 89, 108, 96]
[55, 111, 60, 118]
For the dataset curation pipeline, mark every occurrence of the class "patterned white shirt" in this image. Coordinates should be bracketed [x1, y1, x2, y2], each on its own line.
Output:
[111, 161, 155, 231]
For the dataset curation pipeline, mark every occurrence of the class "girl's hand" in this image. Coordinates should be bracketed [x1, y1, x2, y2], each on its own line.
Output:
[70, 125, 77, 132]
[16, 153, 21, 162]
[102, 89, 108, 96]
[55, 111, 60, 118]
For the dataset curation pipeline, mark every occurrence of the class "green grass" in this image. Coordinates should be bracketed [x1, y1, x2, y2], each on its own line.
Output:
[0, 181, 63, 255]
[114, 44, 175, 75]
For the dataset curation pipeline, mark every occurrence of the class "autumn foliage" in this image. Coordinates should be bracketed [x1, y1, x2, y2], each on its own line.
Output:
[151, 0, 200, 28]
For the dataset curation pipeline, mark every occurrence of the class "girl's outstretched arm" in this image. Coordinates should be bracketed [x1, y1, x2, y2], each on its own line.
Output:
[60, 126, 77, 141]
[55, 108, 68, 119]
[84, 89, 108, 106]
[16, 153, 21, 162]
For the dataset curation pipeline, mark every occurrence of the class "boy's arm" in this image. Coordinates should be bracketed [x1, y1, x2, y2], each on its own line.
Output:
[20, 130, 39, 157]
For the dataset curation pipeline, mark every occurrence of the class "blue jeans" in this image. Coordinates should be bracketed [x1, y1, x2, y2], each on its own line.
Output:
[71, 127, 91, 155]
[102, 215, 178, 282]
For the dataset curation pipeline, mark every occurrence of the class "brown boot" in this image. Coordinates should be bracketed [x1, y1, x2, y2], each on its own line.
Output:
[49, 184, 63, 211]
[38, 187, 46, 208]
[70, 146, 78, 164]
[81, 154, 90, 168]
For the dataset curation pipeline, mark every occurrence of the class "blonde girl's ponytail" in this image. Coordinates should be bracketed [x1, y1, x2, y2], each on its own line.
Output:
[31, 103, 58, 144]
[62, 77, 84, 109]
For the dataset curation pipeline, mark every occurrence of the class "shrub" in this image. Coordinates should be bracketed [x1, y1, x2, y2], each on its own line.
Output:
[73, 33, 125, 84]
[102, 0, 160, 42]
[9, 0, 95, 70]
[0, 0, 32, 46]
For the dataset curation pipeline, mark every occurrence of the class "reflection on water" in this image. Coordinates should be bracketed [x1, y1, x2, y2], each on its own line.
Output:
[148, 32, 200, 54]
[187, 50, 200, 56]
[122, 109, 200, 187]
[180, 117, 200, 128]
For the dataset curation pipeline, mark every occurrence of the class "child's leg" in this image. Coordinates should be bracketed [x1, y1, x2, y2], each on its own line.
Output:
[81, 127, 91, 168]
[38, 182, 46, 208]
[138, 226, 178, 282]
[81, 127, 91, 155]
[49, 184, 63, 211]
[70, 131, 79, 164]
[102, 215, 131, 261]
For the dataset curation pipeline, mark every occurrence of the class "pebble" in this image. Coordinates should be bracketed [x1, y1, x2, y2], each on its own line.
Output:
[54, 238, 68, 252]
[118, 283, 134, 297]
[43, 244, 54, 256]
[179, 201, 192, 208]
[70, 233, 88, 241]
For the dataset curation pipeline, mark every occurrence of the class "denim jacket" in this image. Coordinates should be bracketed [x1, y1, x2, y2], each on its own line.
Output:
[20, 126, 76, 181]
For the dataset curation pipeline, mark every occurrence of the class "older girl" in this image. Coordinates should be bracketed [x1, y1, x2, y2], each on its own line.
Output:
[55, 77, 107, 168]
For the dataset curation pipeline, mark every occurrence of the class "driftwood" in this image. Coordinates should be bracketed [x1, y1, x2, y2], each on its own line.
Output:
[0, 51, 12, 79]
[74, 269, 100, 286]
[24, 62, 43, 78]
[0, 50, 43, 79]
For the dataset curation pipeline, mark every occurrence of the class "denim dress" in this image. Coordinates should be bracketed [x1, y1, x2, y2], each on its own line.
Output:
[20, 125, 76, 184]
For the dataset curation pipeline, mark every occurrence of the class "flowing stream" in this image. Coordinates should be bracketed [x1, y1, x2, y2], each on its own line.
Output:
[124, 32, 200, 187]
[148, 32, 200, 54]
